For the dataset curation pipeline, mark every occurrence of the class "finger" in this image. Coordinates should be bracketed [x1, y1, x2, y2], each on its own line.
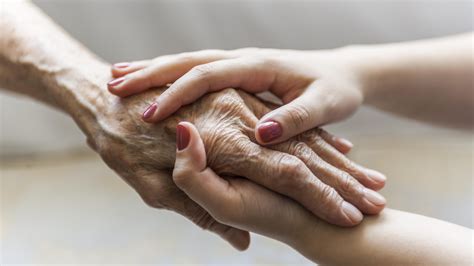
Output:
[174, 122, 238, 210]
[142, 57, 275, 123]
[319, 129, 353, 154]
[108, 50, 231, 98]
[255, 83, 360, 145]
[173, 122, 250, 242]
[111, 60, 152, 78]
[272, 140, 385, 215]
[228, 140, 363, 227]
[238, 91, 354, 155]
[302, 130, 387, 191]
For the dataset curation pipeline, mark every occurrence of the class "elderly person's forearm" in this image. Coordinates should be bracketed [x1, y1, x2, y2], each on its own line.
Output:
[0, 0, 112, 138]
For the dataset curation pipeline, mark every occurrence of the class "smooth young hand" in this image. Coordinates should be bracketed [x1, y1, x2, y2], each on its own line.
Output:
[107, 48, 364, 144]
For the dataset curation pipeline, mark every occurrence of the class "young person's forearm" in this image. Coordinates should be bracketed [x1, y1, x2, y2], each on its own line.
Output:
[0, 0, 111, 138]
[348, 34, 473, 129]
[295, 208, 472, 265]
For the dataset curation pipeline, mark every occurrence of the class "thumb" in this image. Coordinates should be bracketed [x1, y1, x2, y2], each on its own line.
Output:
[255, 85, 359, 145]
[173, 122, 250, 250]
[173, 122, 233, 207]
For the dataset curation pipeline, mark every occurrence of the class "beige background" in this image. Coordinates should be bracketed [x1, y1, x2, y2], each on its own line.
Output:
[1, 0, 473, 264]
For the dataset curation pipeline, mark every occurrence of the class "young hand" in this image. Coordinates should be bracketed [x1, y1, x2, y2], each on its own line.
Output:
[108, 48, 365, 144]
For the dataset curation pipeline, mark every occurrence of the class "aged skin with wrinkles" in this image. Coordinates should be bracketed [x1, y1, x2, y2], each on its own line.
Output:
[0, 1, 384, 249]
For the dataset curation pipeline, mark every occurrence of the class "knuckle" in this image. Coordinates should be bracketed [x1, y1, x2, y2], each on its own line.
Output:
[218, 94, 242, 110]
[310, 134, 328, 153]
[190, 64, 214, 80]
[318, 185, 340, 209]
[176, 52, 197, 63]
[289, 141, 312, 161]
[141, 193, 164, 209]
[338, 172, 362, 196]
[272, 154, 308, 190]
[172, 166, 193, 188]
[343, 159, 360, 176]
[162, 86, 182, 104]
[277, 154, 304, 176]
[191, 208, 219, 231]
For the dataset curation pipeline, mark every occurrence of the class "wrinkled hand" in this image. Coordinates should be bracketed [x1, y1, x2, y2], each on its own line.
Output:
[172, 121, 321, 257]
[91, 84, 385, 249]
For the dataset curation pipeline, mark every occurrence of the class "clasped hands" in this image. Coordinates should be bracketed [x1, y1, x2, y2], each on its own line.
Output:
[98, 48, 386, 250]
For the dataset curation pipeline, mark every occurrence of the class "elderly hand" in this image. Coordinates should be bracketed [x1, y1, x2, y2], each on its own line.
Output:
[98, 79, 386, 230]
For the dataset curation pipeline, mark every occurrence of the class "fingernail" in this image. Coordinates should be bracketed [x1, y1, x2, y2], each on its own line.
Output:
[336, 137, 353, 149]
[258, 121, 282, 143]
[113, 62, 131, 68]
[176, 124, 190, 151]
[142, 103, 158, 120]
[107, 77, 125, 87]
[364, 189, 386, 206]
[365, 169, 387, 183]
[342, 202, 363, 223]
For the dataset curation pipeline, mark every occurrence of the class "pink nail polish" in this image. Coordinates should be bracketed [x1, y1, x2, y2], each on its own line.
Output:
[258, 121, 282, 143]
[107, 77, 125, 87]
[142, 103, 158, 120]
[113, 62, 131, 68]
[176, 124, 191, 151]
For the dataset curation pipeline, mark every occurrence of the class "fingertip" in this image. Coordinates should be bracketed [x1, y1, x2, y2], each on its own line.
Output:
[175, 121, 207, 169]
[142, 102, 158, 122]
[341, 201, 363, 226]
[361, 189, 386, 215]
[255, 120, 285, 145]
[176, 122, 191, 151]
[361, 168, 387, 191]
[334, 137, 353, 154]
[110, 62, 129, 76]
[142, 96, 182, 124]
[228, 230, 251, 251]
[365, 169, 387, 184]
[107, 77, 135, 98]
[337, 137, 354, 150]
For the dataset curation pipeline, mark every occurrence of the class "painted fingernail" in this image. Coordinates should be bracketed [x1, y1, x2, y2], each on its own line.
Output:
[342, 202, 363, 223]
[107, 77, 125, 87]
[365, 169, 387, 183]
[176, 124, 190, 151]
[142, 103, 158, 120]
[113, 62, 131, 68]
[258, 121, 282, 143]
[364, 189, 386, 206]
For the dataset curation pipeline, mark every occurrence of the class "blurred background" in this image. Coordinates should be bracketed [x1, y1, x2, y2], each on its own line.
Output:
[1, 0, 472, 264]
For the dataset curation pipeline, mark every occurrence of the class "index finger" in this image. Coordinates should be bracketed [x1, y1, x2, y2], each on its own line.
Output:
[143, 57, 275, 123]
